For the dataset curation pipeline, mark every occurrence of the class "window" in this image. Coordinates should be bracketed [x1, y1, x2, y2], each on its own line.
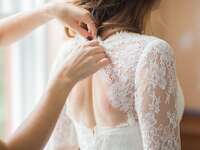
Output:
[0, 0, 63, 138]
[0, 0, 16, 138]
[0, 49, 5, 138]
[0, 0, 66, 144]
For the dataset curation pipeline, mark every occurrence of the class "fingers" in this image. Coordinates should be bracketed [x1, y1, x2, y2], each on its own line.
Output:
[93, 53, 107, 62]
[73, 22, 90, 38]
[76, 10, 96, 38]
[91, 57, 110, 73]
[97, 58, 110, 67]
[86, 47, 106, 56]
[81, 40, 108, 57]
[84, 40, 99, 47]
[78, 40, 111, 73]
[82, 14, 97, 38]
[72, 12, 97, 39]
[92, 52, 110, 68]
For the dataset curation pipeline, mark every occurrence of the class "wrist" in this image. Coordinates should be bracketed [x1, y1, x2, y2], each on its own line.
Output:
[49, 74, 77, 91]
[41, 2, 57, 19]
[53, 79, 74, 92]
[44, 79, 72, 106]
[43, 2, 68, 19]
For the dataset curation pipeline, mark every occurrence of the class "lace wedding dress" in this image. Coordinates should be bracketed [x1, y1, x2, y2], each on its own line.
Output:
[47, 32, 185, 150]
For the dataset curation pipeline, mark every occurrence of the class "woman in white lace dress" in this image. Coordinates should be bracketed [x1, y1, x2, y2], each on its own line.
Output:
[48, 0, 185, 150]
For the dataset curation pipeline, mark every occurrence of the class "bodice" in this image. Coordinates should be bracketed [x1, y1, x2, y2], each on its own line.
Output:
[47, 32, 185, 150]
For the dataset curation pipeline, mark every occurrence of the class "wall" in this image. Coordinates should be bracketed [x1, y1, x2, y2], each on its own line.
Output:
[150, 0, 200, 111]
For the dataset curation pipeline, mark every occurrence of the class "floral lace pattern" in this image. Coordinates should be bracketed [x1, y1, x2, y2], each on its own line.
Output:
[98, 32, 154, 114]
[135, 40, 181, 150]
[47, 32, 184, 150]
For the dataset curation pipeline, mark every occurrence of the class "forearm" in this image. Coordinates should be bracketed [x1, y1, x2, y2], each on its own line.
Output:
[6, 79, 74, 150]
[0, 4, 53, 47]
[0, 0, 97, 47]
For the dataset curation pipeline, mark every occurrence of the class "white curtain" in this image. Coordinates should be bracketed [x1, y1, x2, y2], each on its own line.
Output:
[0, 0, 50, 132]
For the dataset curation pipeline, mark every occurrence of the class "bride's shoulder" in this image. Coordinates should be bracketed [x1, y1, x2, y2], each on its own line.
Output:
[139, 35, 175, 58]
[136, 35, 176, 69]
[117, 31, 174, 56]
[135, 35, 176, 74]
[111, 32, 172, 50]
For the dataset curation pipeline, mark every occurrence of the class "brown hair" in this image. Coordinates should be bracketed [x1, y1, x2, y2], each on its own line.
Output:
[66, 0, 159, 37]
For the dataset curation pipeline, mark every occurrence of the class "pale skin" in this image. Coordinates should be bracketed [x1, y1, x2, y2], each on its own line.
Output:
[0, 1, 110, 150]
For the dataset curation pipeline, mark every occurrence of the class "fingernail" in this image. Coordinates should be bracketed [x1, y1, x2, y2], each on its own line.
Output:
[87, 36, 93, 41]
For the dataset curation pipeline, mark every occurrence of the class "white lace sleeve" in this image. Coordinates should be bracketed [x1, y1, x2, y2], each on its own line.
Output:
[47, 41, 79, 150]
[135, 39, 181, 150]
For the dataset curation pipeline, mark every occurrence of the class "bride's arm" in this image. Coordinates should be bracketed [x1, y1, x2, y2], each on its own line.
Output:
[134, 39, 181, 150]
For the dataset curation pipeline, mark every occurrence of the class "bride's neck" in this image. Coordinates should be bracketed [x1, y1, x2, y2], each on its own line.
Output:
[100, 27, 125, 40]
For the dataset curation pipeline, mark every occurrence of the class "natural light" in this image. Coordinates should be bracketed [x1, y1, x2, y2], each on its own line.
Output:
[1, 0, 200, 150]
[0, 0, 65, 140]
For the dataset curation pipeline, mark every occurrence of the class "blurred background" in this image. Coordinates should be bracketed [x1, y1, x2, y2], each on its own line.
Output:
[151, 1, 200, 149]
[0, 0, 200, 150]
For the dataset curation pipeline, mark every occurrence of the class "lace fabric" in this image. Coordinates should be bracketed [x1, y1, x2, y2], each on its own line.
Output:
[47, 32, 184, 150]
[134, 40, 181, 150]
[47, 40, 80, 150]
[48, 106, 78, 150]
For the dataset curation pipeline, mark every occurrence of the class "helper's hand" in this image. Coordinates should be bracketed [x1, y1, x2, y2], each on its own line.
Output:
[46, 1, 96, 38]
[54, 40, 110, 86]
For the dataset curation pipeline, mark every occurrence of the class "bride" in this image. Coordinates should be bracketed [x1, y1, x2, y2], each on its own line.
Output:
[48, 0, 185, 150]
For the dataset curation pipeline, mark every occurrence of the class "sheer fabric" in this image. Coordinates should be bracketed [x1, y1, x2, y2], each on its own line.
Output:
[47, 32, 184, 150]
[47, 39, 79, 150]
[135, 40, 181, 150]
